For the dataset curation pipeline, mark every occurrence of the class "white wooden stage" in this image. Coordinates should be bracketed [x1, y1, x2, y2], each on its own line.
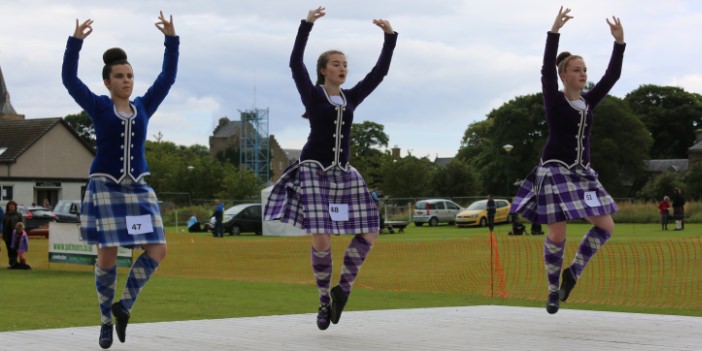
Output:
[2, 305, 700, 350]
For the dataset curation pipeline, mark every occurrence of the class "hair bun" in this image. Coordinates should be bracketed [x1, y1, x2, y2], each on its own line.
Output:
[556, 51, 571, 66]
[103, 48, 128, 65]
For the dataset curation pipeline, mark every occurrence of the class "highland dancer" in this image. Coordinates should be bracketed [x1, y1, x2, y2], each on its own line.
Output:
[510, 7, 625, 314]
[62, 12, 178, 348]
[264, 6, 397, 330]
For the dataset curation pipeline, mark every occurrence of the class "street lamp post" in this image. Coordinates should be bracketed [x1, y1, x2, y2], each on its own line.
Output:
[187, 165, 194, 206]
[502, 144, 514, 196]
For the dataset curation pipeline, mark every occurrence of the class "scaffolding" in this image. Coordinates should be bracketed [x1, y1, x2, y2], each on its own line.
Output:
[239, 108, 270, 182]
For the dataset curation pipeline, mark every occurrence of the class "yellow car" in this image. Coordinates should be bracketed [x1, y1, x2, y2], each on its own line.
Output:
[455, 199, 511, 227]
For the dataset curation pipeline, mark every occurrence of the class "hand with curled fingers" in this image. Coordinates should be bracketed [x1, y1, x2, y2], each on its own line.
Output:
[606, 16, 624, 44]
[155, 10, 176, 36]
[372, 19, 394, 34]
[306, 6, 326, 23]
[551, 6, 573, 33]
[73, 19, 94, 40]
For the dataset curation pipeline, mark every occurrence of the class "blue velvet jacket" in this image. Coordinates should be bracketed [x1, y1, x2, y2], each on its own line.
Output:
[541, 32, 625, 169]
[62, 35, 179, 183]
[291, 20, 397, 171]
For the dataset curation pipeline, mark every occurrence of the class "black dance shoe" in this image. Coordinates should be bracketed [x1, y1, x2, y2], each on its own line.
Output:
[546, 292, 560, 314]
[559, 267, 577, 302]
[99, 323, 113, 349]
[111, 302, 130, 343]
[317, 303, 331, 330]
[330, 285, 348, 325]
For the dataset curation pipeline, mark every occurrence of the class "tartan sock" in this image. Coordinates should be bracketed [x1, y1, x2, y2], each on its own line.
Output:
[119, 253, 159, 312]
[95, 264, 117, 325]
[570, 226, 611, 280]
[544, 237, 565, 294]
[311, 247, 332, 305]
[338, 235, 373, 297]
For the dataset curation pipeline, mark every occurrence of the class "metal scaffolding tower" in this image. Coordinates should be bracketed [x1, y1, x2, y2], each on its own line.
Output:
[239, 108, 270, 181]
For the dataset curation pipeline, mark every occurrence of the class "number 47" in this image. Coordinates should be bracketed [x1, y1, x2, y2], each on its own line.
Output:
[131, 224, 141, 230]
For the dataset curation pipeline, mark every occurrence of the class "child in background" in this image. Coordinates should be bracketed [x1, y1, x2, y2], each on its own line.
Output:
[11, 222, 30, 269]
[658, 196, 670, 230]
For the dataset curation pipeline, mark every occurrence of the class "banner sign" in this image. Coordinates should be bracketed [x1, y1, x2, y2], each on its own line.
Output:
[48, 222, 132, 267]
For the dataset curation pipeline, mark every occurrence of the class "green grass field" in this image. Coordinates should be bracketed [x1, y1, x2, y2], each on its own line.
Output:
[1, 221, 700, 332]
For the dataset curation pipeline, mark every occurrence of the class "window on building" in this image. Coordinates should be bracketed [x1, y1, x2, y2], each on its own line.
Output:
[1, 185, 13, 201]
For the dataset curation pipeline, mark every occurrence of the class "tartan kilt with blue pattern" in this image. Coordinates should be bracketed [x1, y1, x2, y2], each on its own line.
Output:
[80, 176, 166, 248]
[510, 163, 617, 225]
[264, 161, 380, 235]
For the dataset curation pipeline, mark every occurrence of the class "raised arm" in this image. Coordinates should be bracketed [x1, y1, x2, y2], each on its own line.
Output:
[584, 16, 626, 106]
[345, 19, 398, 105]
[290, 7, 325, 108]
[542, 8, 571, 104]
[141, 11, 179, 117]
[62, 19, 100, 116]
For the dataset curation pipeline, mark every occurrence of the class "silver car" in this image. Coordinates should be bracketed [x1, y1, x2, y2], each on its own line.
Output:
[412, 199, 462, 227]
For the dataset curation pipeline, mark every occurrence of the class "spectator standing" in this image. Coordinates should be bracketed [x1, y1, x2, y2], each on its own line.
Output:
[658, 195, 671, 231]
[213, 200, 224, 237]
[671, 188, 685, 231]
[2, 200, 23, 268]
[486, 195, 496, 233]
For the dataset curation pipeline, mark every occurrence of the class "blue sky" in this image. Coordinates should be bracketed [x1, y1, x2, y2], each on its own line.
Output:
[1, 0, 701, 159]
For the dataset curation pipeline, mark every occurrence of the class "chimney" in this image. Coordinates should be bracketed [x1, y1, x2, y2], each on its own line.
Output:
[391, 145, 401, 160]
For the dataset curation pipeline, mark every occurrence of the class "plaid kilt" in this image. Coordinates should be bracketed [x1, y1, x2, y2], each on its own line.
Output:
[510, 163, 617, 224]
[263, 161, 380, 234]
[80, 176, 166, 248]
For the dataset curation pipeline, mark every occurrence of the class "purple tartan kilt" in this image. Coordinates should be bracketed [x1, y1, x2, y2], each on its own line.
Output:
[263, 162, 380, 235]
[80, 176, 166, 248]
[510, 163, 617, 224]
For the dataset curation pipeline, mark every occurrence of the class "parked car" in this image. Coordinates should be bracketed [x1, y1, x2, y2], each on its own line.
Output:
[17, 206, 56, 238]
[53, 200, 82, 223]
[413, 199, 463, 227]
[209, 203, 263, 235]
[455, 199, 512, 227]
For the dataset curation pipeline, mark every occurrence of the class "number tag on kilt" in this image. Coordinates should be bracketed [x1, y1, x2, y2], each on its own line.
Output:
[126, 215, 154, 235]
[329, 204, 349, 221]
[584, 191, 602, 207]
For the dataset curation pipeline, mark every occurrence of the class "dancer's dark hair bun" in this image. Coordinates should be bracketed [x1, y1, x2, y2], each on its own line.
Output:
[556, 51, 571, 66]
[103, 48, 128, 65]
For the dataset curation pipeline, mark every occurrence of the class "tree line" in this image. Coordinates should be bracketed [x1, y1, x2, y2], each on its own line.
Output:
[64, 84, 702, 203]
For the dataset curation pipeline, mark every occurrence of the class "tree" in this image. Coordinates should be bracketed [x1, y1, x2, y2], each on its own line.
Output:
[457, 93, 651, 197]
[638, 171, 685, 202]
[64, 111, 95, 148]
[624, 85, 702, 159]
[458, 93, 546, 196]
[145, 140, 262, 203]
[350, 121, 390, 187]
[684, 162, 702, 201]
[379, 154, 434, 198]
[431, 158, 482, 197]
[589, 96, 653, 197]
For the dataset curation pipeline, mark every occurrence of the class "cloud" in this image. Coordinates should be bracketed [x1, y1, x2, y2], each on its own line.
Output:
[1, 0, 702, 159]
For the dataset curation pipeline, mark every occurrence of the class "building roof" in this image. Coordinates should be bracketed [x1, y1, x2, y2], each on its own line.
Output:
[645, 159, 689, 173]
[434, 157, 453, 167]
[0, 63, 18, 115]
[0, 117, 94, 163]
[212, 119, 243, 138]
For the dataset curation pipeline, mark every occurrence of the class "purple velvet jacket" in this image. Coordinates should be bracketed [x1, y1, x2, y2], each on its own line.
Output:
[291, 20, 398, 171]
[540, 32, 625, 169]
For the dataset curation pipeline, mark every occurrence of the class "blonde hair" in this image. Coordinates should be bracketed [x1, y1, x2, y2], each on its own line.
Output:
[15, 222, 24, 231]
